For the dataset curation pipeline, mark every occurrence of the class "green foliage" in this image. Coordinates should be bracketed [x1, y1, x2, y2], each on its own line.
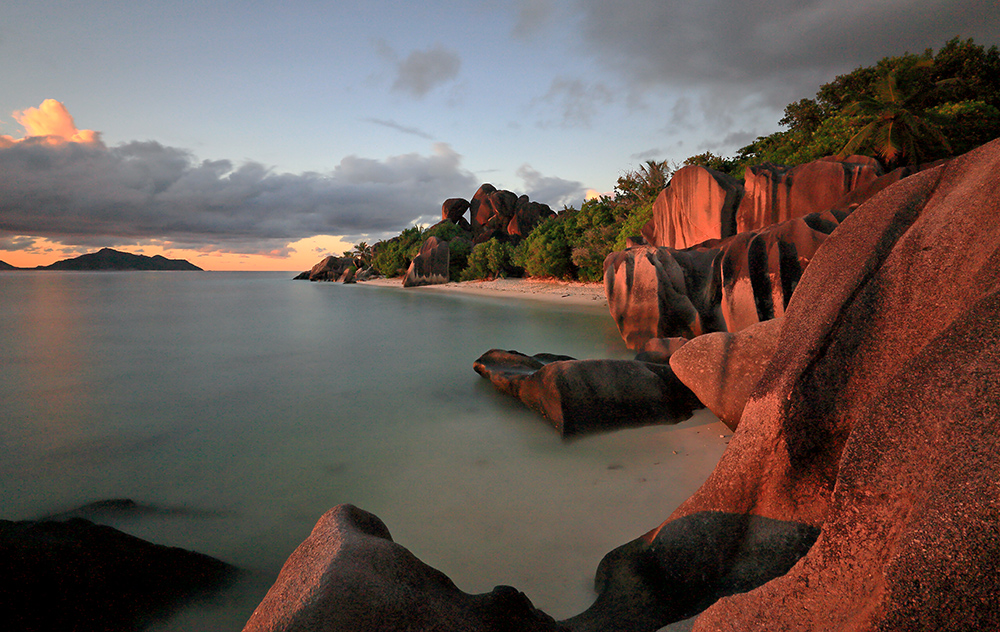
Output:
[701, 37, 1000, 172]
[514, 212, 577, 279]
[613, 200, 654, 251]
[613, 160, 671, 205]
[683, 152, 739, 174]
[371, 225, 423, 277]
[447, 235, 472, 281]
[461, 238, 519, 280]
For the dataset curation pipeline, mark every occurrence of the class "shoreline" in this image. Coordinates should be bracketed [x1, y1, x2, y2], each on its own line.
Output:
[359, 276, 609, 309]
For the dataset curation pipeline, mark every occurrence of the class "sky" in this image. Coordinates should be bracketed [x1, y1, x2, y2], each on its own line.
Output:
[1, 0, 997, 270]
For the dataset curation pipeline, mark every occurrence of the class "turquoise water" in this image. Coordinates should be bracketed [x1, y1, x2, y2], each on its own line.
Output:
[0, 271, 727, 629]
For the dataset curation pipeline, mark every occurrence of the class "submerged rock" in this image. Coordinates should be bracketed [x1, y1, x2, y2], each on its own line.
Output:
[0, 516, 237, 632]
[473, 349, 701, 436]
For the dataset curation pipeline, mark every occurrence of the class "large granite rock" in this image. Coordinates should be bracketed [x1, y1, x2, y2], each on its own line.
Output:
[1, 516, 236, 632]
[736, 155, 881, 233]
[508, 194, 555, 238]
[641, 165, 743, 249]
[668, 318, 782, 430]
[716, 212, 841, 332]
[403, 236, 450, 287]
[470, 184, 519, 238]
[570, 138, 1000, 631]
[294, 255, 355, 282]
[441, 197, 470, 222]
[604, 245, 723, 349]
[473, 349, 701, 436]
[244, 504, 562, 632]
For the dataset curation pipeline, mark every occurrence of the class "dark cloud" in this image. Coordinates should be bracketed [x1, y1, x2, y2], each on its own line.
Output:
[364, 117, 435, 140]
[516, 164, 587, 208]
[576, 0, 1000, 106]
[392, 45, 462, 98]
[0, 140, 476, 249]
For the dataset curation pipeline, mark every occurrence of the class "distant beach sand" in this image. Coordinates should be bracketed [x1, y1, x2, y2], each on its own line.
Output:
[360, 276, 609, 308]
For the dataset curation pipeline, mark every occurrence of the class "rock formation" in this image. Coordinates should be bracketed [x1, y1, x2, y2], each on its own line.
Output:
[641, 165, 743, 250]
[294, 255, 356, 282]
[668, 318, 782, 429]
[473, 349, 701, 436]
[633, 337, 689, 364]
[403, 236, 450, 287]
[604, 245, 722, 349]
[735, 155, 881, 233]
[441, 197, 470, 223]
[605, 159, 904, 348]
[716, 211, 842, 332]
[1, 516, 236, 631]
[243, 504, 562, 632]
[509, 194, 557, 238]
[571, 138, 1000, 631]
[467, 184, 554, 243]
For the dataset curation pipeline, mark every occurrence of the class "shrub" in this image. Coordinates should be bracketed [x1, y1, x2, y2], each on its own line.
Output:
[461, 238, 519, 280]
[514, 213, 577, 279]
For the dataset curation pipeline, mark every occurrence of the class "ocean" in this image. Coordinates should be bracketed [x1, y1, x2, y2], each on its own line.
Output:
[0, 271, 729, 630]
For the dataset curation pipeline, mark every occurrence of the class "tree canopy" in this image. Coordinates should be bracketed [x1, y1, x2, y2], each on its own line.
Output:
[688, 38, 1000, 174]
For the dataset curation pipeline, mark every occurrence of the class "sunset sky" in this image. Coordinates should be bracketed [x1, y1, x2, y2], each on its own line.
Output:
[2, 1, 998, 270]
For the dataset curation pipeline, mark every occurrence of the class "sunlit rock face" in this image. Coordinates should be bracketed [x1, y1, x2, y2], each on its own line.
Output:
[604, 245, 722, 349]
[575, 138, 1000, 632]
[736, 155, 881, 233]
[472, 349, 701, 436]
[469, 183, 554, 243]
[642, 165, 744, 250]
[403, 236, 450, 287]
[669, 317, 782, 430]
[716, 212, 841, 332]
[242, 504, 563, 632]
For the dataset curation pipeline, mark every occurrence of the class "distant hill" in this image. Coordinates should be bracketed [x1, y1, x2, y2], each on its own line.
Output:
[0, 260, 18, 270]
[38, 248, 203, 271]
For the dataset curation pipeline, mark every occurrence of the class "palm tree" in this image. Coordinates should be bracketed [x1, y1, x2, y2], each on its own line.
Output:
[352, 241, 373, 268]
[836, 62, 951, 168]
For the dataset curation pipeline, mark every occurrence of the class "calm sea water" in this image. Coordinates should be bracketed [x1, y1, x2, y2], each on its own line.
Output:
[0, 271, 728, 630]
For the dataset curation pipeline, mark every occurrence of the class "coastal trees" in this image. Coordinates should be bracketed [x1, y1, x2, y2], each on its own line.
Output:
[718, 38, 1000, 173]
[835, 63, 951, 167]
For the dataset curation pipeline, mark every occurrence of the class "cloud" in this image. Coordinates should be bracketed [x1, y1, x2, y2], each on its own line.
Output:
[1, 99, 102, 147]
[363, 117, 435, 140]
[516, 164, 587, 208]
[513, 0, 558, 39]
[534, 77, 614, 128]
[575, 0, 1000, 108]
[0, 104, 478, 251]
[391, 45, 462, 98]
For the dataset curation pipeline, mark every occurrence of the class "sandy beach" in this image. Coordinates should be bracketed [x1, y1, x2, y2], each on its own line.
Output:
[360, 276, 610, 308]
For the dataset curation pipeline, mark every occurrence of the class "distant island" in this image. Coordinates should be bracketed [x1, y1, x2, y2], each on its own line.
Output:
[0, 248, 202, 271]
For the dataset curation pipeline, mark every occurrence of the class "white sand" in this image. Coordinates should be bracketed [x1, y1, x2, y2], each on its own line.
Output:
[360, 276, 609, 308]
